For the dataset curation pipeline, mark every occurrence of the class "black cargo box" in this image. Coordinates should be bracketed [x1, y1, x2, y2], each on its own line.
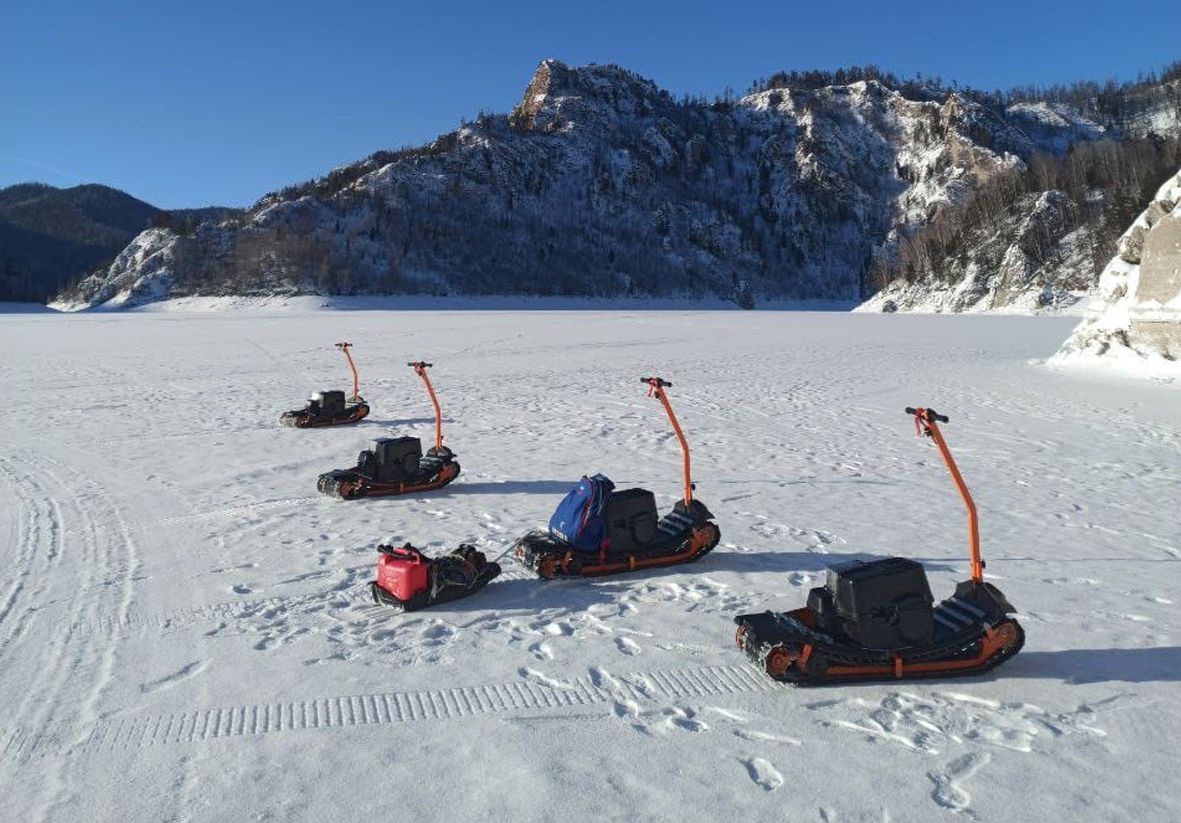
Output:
[825, 557, 934, 648]
[372, 436, 421, 483]
[313, 390, 346, 414]
[606, 488, 658, 554]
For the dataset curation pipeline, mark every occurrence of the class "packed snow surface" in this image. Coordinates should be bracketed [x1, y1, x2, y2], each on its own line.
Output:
[1, 310, 1178, 822]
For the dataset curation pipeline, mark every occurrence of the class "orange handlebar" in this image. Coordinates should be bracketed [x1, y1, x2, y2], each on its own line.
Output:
[336, 342, 360, 401]
[642, 377, 692, 504]
[911, 407, 982, 584]
[410, 362, 442, 450]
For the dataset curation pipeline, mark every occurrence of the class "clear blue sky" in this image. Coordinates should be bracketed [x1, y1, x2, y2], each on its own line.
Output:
[3, 0, 1178, 209]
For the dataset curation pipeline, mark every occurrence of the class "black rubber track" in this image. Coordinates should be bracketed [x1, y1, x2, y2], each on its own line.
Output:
[741, 618, 1025, 686]
[515, 522, 721, 579]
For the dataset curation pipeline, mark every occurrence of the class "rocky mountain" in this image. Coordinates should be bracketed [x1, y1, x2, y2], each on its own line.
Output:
[54, 61, 1181, 311]
[0, 183, 235, 303]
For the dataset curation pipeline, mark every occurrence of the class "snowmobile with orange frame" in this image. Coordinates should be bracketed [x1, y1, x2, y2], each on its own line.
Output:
[280, 342, 370, 428]
[734, 407, 1024, 685]
[317, 362, 460, 499]
[515, 377, 721, 578]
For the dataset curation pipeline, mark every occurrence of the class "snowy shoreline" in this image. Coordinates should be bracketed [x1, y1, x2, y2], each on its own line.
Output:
[42, 291, 1102, 315]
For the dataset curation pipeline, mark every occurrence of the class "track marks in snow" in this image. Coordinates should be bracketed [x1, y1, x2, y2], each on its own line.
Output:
[154, 497, 322, 525]
[0, 450, 140, 821]
[34, 663, 776, 761]
[0, 456, 58, 659]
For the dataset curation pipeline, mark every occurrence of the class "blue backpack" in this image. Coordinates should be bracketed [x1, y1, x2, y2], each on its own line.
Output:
[548, 474, 615, 552]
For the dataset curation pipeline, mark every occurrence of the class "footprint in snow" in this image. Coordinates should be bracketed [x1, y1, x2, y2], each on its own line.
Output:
[662, 706, 708, 734]
[928, 751, 990, 813]
[733, 728, 802, 746]
[740, 757, 784, 791]
[528, 641, 554, 661]
[615, 637, 641, 656]
[140, 660, 210, 694]
[518, 667, 575, 691]
[419, 621, 453, 637]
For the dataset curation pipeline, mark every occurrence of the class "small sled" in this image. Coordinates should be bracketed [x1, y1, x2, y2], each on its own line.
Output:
[734, 407, 1024, 685]
[370, 543, 501, 612]
[280, 342, 370, 428]
[515, 377, 720, 578]
[317, 362, 460, 499]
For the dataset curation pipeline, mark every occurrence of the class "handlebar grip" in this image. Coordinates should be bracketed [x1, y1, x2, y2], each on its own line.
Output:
[905, 407, 950, 423]
[407, 361, 433, 368]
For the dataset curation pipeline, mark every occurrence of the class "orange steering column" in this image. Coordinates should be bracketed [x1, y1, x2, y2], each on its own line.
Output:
[912, 407, 982, 584]
[410, 362, 443, 450]
[336, 342, 360, 401]
[643, 377, 692, 505]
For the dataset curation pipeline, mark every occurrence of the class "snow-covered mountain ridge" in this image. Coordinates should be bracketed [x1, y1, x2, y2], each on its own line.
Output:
[55, 61, 1181, 311]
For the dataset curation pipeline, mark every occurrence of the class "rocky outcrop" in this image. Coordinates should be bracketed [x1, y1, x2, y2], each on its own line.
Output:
[1051, 168, 1181, 373]
[1119, 78, 1181, 139]
[1004, 102, 1107, 154]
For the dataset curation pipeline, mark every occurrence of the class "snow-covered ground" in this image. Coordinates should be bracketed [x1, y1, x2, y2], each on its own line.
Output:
[1, 309, 1178, 822]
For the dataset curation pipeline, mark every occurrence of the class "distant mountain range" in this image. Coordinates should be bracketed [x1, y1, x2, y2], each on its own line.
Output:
[0, 183, 234, 302]
[14, 58, 1181, 311]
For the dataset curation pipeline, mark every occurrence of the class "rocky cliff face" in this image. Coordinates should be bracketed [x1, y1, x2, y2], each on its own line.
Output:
[1119, 78, 1181, 139]
[1051, 168, 1181, 375]
[858, 188, 1099, 314]
[59, 60, 1084, 310]
[857, 78, 1181, 315]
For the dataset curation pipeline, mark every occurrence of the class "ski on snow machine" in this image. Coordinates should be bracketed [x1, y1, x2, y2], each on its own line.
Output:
[515, 377, 720, 578]
[280, 342, 370, 428]
[370, 543, 501, 611]
[317, 361, 460, 499]
[734, 407, 1024, 685]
